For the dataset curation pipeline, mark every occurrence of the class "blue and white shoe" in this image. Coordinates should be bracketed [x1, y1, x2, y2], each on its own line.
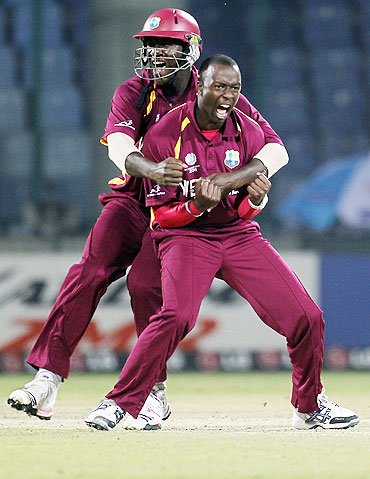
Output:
[123, 392, 164, 430]
[85, 399, 125, 431]
[292, 389, 359, 430]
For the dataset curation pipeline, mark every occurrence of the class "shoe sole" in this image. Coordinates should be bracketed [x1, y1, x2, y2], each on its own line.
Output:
[85, 421, 110, 431]
[85, 414, 124, 431]
[36, 407, 53, 420]
[8, 398, 52, 420]
[143, 423, 161, 430]
[124, 422, 162, 431]
[163, 404, 171, 421]
[309, 418, 360, 430]
[8, 398, 37, 417]
[294, 418, 360, 430]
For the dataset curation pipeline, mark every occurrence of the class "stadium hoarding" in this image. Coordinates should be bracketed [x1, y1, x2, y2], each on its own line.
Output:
[0, 251, 368, 372]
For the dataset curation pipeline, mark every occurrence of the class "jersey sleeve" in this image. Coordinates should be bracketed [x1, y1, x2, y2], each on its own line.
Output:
[101, 79, 145, 145]
[237, 194, 268, 220]
[153, 201, 201, 228]
[236, 94, 284, 146]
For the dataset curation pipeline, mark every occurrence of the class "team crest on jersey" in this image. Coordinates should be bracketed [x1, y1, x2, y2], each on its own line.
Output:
[149, 17, 161, 29]
[224, 150, 240, 169]
[185, 152, 197, 166]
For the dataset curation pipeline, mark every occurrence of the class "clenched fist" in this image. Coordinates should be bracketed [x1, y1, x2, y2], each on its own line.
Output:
[193, 178, 222, 212]
[149, 157, 186, 186]
[247, 172, 271, 205]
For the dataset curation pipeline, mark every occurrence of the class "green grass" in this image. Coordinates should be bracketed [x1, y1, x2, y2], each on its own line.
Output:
[1, 371, 369, 479]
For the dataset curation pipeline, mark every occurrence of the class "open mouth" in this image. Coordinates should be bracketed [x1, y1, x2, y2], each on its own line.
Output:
[151, 60, 167, 71]
[216, 104, 232, 120]
[153, 60, 167, 69]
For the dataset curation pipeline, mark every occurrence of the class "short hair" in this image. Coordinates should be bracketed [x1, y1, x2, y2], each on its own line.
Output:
[198, 54, 239, 82]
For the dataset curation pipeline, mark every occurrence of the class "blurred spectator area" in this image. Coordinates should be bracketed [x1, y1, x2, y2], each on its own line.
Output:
[190, 0, 370, 204]
[0, 0, 370, 245]
[0, 0, 91, 237]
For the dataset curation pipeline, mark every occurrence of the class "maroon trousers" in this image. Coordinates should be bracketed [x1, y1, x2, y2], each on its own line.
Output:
[26, 194, 163, 379]
[106, 225, 324, 416]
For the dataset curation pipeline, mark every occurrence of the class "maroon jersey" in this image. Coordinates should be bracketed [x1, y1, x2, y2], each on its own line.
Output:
[101, 68, 282, 201]
[143, 100, 266, 238]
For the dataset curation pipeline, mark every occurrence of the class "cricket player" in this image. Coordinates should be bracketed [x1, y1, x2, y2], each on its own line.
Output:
[8, 9, 288, 426]
[85, 55, 359, 432]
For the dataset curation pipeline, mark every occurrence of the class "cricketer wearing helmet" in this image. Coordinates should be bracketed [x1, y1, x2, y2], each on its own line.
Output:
[85, 55, 358, 433]
[9, 9, 288, 429]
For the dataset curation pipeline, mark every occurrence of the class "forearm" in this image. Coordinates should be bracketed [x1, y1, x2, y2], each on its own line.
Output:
[126, 151, 155, 178]
[107, 132, 164, 180]
[214, 158, 267, 197]
[229, 143, 289, 188]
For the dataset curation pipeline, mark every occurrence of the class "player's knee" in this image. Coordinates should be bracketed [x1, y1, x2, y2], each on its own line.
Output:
[127, 272, 157, 300]
[175, 311, 195, 340]
[150, 308, 191, 340]
[289, 306, 324, 345]
[309, 306, 325, 335]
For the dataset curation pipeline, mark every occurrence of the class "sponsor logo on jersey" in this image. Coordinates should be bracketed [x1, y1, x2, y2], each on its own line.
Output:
[114, 119, 135, 130]
[147, 184, 165, 198]
[149, 17, 161, 29]
[180, 179, 197, 198]
[224, 150, 240, 169]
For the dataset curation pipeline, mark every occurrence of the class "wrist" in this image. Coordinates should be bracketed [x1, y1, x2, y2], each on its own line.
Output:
[248, 194, 268, 209]
[251, 157, 268, 177]
[186, 200, 204, 217]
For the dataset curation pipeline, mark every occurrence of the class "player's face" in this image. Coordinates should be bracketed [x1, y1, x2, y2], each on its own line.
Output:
[144, 37, 186, 84]
[196, 64, 241, 129]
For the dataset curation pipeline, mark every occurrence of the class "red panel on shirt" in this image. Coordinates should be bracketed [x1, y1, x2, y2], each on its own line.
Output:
[201, 129, 219, 142]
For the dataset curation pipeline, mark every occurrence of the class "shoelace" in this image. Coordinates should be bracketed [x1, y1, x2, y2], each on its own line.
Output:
[318, 393, 340, 408]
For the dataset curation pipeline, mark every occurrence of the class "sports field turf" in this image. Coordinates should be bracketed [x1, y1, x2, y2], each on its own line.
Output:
[1, 371, 369, 479]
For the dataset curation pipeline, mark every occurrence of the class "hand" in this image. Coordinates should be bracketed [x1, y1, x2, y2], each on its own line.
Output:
[203, 172, 235, 197]
[149, 157, 186, 187]
[204, 158, 268, 199]
[247, 172, 271, 205]
[193, 178, 221, 212]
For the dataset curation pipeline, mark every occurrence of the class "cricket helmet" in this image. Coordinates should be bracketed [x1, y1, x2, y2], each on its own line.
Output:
[133, 8, 202, 79]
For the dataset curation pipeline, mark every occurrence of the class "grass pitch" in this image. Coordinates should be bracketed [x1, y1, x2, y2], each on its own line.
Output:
[0, 371, 369, 479]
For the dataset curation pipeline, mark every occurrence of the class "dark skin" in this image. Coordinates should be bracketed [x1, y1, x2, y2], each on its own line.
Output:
[126, 47, 267, 193]
[193, 171, 271, 212]
[193, 63, 269, 211]
[126, 38, 189, 185]
[247, 172, 271, 205]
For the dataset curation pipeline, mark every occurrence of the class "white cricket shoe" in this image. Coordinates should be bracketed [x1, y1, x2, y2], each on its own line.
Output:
[292, 389, 359, 430]
[85, 399, 125, 431]
[123, 392, 164, 430]
[7, 368, 62, 420]
[152, 381, 171, 420]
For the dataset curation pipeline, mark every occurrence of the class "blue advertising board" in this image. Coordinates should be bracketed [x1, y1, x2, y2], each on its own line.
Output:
[321, 255, 370, 347]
